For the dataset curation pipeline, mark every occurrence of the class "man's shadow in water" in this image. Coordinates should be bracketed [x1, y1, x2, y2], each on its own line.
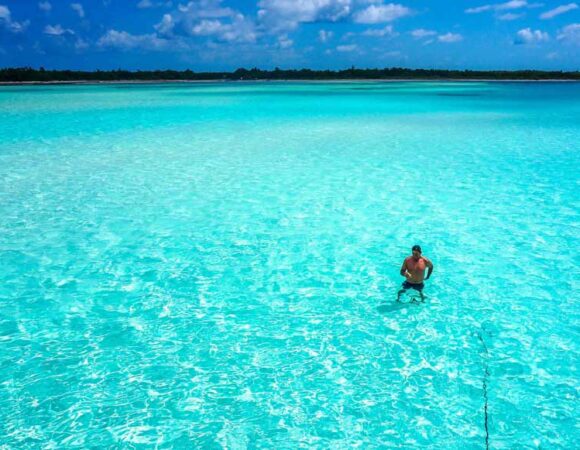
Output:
[377, 296, 425, 313]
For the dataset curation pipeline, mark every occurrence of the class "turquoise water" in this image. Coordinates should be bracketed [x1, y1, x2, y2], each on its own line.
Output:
[0, 82, 578, 448]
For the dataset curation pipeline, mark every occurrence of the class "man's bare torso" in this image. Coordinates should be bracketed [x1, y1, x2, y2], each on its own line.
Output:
[404, 256, 430, 284]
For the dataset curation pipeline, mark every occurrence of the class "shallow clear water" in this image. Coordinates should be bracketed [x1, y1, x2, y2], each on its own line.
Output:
[0, 82, 578, 448]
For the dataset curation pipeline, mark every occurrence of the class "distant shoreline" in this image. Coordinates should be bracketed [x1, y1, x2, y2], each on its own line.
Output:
[3, 67, 578, 84]
[2, 78, 579, 86]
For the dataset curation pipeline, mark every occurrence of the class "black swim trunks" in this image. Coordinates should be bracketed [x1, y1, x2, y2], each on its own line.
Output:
[402, 281, 424, 291]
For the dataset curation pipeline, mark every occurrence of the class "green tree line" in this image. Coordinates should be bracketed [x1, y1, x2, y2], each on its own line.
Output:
[1, 66, 579, 82]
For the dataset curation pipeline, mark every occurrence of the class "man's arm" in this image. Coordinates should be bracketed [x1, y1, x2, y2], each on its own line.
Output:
[400, 259, 410, 279]
[424, 257, 434, 280]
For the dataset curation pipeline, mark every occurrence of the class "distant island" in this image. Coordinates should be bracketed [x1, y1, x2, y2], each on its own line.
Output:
[1, 67, 579, 83]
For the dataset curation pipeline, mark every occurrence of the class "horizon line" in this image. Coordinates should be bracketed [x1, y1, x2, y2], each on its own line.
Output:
[2, 66, 580, 74]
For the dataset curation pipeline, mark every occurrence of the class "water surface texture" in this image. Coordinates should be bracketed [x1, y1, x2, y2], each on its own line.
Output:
[1, 82, 579, 448]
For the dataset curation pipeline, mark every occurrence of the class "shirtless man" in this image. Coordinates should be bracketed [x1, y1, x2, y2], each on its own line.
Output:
[397, 245, 433, 302]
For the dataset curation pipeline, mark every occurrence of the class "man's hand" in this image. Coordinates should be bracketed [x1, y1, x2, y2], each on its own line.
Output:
[404, 271, 412, 280]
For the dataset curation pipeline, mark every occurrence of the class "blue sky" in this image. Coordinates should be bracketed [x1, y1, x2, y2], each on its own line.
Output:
[0, 1, 579, 71]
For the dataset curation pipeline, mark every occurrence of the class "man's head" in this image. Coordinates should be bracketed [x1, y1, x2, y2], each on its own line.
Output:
[412, 245, 422, 259]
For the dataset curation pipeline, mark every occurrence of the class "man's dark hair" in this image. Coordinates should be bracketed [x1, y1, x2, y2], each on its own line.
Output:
[412, 245, 422, 252]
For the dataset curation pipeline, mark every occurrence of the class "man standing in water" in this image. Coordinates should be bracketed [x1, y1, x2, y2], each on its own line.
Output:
[397, 245, 433, 302]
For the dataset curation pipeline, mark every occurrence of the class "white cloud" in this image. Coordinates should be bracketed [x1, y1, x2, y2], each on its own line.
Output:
[337, 43, 357, 51]
[515, 27, 549, 44]
[191, 19, 226, 35]
[189, 17, 256, 42]
[178, 0, 240, 19]
[39, 1, 52, 12]
[498, 12, 525, 20]
[0, 5, 29, 33]
[154, 13, 174, 35]
[160, 0, 256, 43]
[75, 38, 89, 50]
[8, 20, 29, 33]
[221, 21, 258, 43]
[44, 24, 74, 35]
[557, 23, 580, 43]
[277, 34, 293, 48]
[97, 29, 178, 50]
[353, 3, 411, 24]
[318, 29, 334, 42]
[257, 1, 412, 32]
[540, 3, 578, 20]
[362, 24, 398, 37]
[258, 0, 351, 31]
[438, 32, 463, 43]
[152, 0, 409, 45]
[466, 1, 538, 14]
[137, 0, 173, 8]
[0, 5, 9, 20]
[71, 3, 85, 18]
[410, 28, 436, 38]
